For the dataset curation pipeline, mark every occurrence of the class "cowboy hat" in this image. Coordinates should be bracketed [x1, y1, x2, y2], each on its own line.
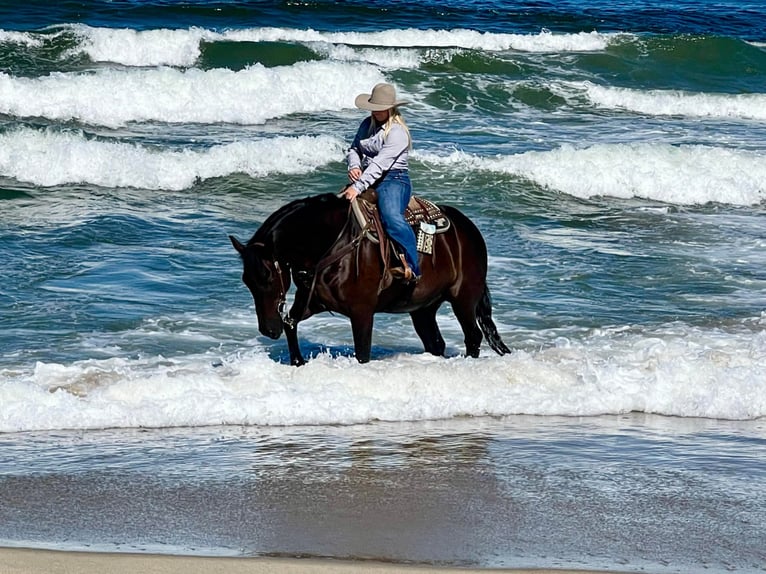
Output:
[354, 83, 408, 111]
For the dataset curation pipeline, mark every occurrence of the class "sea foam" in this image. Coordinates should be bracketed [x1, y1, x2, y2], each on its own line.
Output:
[219, 27, 615, 52]
[418, 143, 766, 205]
[0, 30, 43, 47]
[575, 82, 766, 121]
[59, 25, 617, 67]
[0, 128, 345, 189]
[1, 318, 764, 433]
[0, 60, 384, 127]
[4, 128, 765, 201]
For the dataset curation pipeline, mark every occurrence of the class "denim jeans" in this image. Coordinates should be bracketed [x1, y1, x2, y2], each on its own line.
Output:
[377, 169, 420, 276]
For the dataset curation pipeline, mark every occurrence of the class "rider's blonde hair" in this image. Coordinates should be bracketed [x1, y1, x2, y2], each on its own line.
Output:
[370, 107, 412, 149]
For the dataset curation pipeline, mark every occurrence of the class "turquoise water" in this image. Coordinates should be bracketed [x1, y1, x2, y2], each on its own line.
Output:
[0, 1, 765, 570]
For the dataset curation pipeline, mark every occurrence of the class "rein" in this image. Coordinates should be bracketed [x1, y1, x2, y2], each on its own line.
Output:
[290, 203, 372, 326]
[314, 206, 369, 273]
[253, 205, 371, 330]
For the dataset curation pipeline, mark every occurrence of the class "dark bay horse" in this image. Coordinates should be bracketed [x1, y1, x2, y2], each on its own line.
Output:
[230, 192, 510, 365]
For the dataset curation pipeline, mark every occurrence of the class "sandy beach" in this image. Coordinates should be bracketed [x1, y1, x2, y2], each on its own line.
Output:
[0, 547, 622, 574]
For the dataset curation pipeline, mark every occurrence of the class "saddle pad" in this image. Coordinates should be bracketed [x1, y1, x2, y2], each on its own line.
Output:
[352, 195, 451, 239]
[405, 196, 450, 231]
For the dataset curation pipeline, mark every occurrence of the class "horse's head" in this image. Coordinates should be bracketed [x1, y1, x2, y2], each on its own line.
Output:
[230, 235, 290, 339]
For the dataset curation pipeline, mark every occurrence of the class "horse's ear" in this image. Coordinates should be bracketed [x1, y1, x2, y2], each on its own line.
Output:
[229, 235, 246, 255]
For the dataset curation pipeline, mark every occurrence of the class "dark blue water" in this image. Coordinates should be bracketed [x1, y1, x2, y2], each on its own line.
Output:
[5, 0, 766, 39]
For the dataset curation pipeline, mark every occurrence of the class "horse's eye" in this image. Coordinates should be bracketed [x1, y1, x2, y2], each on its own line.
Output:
[251, 258, 274, 286]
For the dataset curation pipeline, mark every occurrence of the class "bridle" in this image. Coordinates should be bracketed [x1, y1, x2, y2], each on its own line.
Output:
[251, 241, 290, 327]
[252, 205, 372, 330]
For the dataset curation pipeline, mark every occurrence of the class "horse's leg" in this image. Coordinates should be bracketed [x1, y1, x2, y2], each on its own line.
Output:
[350, 312, 375, 363]
[284, 288, 312, 367]
[283, 320, 305, 366]
[410, 303, 446, 356]
[451, 297, 483, 358]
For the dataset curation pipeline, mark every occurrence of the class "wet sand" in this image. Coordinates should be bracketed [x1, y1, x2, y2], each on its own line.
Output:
[1, 417, 764, 573]
[0, 547, 619, 574]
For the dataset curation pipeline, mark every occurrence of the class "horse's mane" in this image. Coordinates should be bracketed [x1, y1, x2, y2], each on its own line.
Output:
[248, 193, 342, 246]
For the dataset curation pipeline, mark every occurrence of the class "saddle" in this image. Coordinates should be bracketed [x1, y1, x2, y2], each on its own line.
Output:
[349, 189, 450, 289]
[351, 189, 451, 256]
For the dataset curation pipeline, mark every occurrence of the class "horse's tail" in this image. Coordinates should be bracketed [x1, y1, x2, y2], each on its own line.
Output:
[477, 285, 511, 355]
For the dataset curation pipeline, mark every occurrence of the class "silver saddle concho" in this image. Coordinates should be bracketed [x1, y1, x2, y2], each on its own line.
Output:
[351, 189, 451, 257]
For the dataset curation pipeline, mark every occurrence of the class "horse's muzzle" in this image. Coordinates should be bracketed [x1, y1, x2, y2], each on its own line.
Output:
[259, 323, 283, 339]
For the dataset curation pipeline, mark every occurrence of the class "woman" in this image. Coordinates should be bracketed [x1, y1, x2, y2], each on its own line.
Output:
[341, 82, 420, 282]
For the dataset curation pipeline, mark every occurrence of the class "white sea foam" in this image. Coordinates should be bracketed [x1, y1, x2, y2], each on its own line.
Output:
[1, 319, 764, 433]
[68, 24, 427, 69]
[5, 128, 765, 200]
[68, 24, 210, 67]
[0, 30, 43, 47]
[570, 81, 766, 121]
[417, 143, 766, 205]
[0, 60, 384, 127]
[314, 43, 426, 69]
[220, 27, 615, 52]
[57, 25, 617, 67]
[0, 128, 345, 189]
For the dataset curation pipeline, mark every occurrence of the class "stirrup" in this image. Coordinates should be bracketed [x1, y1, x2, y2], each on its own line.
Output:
[390, 266, 409, 279]
[391, 254, 417, 283]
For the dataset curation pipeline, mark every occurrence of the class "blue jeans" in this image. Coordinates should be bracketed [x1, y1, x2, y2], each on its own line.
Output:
[377, 170, 420, 276]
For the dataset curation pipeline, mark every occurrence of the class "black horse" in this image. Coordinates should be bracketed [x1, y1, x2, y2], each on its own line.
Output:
[230, 192, 510, 365]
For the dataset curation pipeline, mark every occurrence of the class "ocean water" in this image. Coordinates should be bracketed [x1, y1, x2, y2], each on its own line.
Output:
[1, 0, 765, 571]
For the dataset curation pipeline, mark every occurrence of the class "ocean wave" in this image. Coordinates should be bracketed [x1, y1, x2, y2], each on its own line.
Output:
[5, 128, 765, 200]
[418, 143, 766, 206]
[218, 27, 616, 52]
[0, 30, 44, 47]
[67, 24, 210, 67]
[1, 319, 764, 433]
[311, 43, 426, 69]
[0, 61, 384, 127]
[0, 128, 345, 189]
[13, 25, 619, 67]
[573, 81, 766, 121]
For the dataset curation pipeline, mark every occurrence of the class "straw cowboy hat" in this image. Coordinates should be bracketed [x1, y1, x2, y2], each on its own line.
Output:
[354, 83, 408, 111]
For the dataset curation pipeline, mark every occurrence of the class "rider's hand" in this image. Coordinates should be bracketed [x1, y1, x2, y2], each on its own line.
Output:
[342, 185, 360, 201]
[348, 168, 362, 182]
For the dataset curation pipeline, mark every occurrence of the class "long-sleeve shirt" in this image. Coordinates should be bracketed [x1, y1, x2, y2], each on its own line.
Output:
[346, 117, 409, 193]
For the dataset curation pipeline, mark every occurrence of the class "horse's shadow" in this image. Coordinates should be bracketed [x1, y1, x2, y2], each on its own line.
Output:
[267, 339, 460, 365]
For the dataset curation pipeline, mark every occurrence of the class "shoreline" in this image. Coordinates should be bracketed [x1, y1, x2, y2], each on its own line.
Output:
[3, 420, 763, 574]
[0, 547, 626, 574]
